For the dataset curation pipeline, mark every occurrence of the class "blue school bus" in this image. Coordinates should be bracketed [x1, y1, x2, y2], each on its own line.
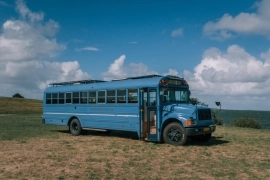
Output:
[42, 75, 216, 145]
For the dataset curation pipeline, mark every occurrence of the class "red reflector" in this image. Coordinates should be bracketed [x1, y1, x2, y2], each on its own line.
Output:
[182, 81, 189, 86]
[160, 79, 168, 84]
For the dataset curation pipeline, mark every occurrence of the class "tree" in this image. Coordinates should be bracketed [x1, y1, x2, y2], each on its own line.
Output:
[12, 93, 24, 98]
[189, 97, 208, 107]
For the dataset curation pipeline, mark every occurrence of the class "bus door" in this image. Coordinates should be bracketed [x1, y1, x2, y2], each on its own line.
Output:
[140, 88, 158, 141]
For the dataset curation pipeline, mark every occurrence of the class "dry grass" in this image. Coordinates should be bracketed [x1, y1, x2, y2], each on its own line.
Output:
[0, 120, 269, 180]
[0, 97, 42, 114]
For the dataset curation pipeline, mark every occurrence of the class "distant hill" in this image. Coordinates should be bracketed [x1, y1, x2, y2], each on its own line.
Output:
[0, 97, 42, 114]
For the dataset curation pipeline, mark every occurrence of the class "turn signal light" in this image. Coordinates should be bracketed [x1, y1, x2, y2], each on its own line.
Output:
[185, 120, 195, 126]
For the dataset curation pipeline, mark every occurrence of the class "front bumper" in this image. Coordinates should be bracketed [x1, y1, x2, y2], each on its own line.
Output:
[186, 125, 216, 136]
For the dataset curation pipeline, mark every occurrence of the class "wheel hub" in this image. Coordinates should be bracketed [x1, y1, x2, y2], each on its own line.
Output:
[168, 128, 182, 142]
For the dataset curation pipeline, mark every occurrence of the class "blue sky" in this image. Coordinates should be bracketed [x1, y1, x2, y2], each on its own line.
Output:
[0, 0, 270, 110]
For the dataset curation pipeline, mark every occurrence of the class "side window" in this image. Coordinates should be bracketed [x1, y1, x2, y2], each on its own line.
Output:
[117, 89, 126, 103]
[98, 91, 105, 103]
[80, 91, 88, 104]
[107, 90, 115, 103]
[128, 89, 138, 103]
[59, 93, 65, 104]
[73, 92, 79, 104]
[89, 91, 96, 104]
[52, 93, 58, 104]
[46, 93, 51, 104]
[66, 92, 72, 104]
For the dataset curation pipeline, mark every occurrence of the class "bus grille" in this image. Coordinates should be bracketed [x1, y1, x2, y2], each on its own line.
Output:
[198, 109, 212, 120]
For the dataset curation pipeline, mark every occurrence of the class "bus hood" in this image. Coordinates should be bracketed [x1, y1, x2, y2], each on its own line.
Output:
[163, 104, 211, 120]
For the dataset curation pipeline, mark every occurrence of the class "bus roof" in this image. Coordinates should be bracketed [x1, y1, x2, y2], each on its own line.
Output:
[44, 75, 187, 93]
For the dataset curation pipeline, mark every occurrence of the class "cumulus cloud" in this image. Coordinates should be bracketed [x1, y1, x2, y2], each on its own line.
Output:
[171, 28, 184, 37]
[0, 1, 64, 62]
[184, 45, 270, 110]
[102, 55, 158, 80]
[203, 0, 270, 40]
[0, 0, 90, 98]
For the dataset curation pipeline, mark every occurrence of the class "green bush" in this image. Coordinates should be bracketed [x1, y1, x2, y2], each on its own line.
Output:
[12, 93, 24, 98]
[212, 110, 223, 125]
[231, 117, 261, 129]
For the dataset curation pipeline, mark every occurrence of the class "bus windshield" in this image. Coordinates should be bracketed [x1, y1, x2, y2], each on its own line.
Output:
[160, 87, 189, 103]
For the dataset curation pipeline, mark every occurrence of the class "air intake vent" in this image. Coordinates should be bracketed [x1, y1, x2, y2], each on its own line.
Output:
[198, 109, 212, 120]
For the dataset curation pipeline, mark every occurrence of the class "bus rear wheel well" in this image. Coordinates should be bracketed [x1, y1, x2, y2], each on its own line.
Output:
[161, 118, 183, 141]
[68, 116, 79, 126]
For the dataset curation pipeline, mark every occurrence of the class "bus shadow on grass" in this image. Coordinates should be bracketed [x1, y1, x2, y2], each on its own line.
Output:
[186, 136, 230, 146]
[53, 129, 139, 140]
[54, 130, 229, 146]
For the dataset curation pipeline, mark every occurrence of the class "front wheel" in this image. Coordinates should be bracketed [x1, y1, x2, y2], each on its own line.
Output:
[69, 118, 82, 136]
[163, 122, 187, 146]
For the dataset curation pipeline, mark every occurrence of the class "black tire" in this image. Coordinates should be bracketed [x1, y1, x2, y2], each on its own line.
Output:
[163, 122, 187, 146]
[190, 133, 212, 142]
[69, 118, 82, 136]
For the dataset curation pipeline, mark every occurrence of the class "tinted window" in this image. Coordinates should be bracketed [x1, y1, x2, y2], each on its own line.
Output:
[59, 93, 65, 104]
[107, 90, 115, 103]
[52, 93, 58, 104]
[73, 92, 79, 104]
[117, 89, 126, 103]
[46, 93, 51, 104]
[98, 91, 105, 103]
[66, 92, 72, 104]
[80, 92, 88, 104]
[149, 89, 156, 106]
[89, 91, 96, 104]
[128, 89, 138, 103]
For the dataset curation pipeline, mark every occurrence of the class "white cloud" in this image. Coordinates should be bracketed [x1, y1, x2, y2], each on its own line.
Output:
[163, 69, 179, 76]
[0, 19, 64, 61]
[261, 48, 270, 65]
[16, 0, 44, 22]
[128, 41, 137, 44]
[203, 0, 270, 40]
[184, 45, 270, 110]
[171, 28, 184, 37]
[75, 46, 100, 51]
[102, 55, 158, 80]
[0, 1, 12, 7]
[0, 60, 90, 98]
[0, 0, 90, 98]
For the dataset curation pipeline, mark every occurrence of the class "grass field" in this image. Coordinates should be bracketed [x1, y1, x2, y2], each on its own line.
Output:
[0, 114, 269, 179]
[0, 97, 42, 114]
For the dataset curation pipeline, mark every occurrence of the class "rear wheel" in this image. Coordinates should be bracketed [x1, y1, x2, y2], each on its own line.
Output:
[69, 118, 82, 136]
[163, 122, 187, 146]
